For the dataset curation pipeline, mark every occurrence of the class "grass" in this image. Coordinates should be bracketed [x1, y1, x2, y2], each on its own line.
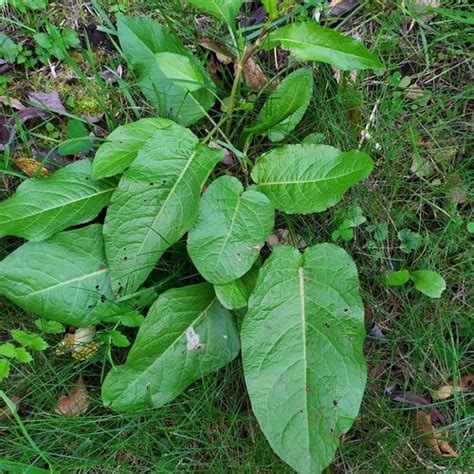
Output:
[1, 0, 473, 472]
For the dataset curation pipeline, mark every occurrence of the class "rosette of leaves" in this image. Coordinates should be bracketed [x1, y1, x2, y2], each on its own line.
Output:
[0, 5, 385, 472]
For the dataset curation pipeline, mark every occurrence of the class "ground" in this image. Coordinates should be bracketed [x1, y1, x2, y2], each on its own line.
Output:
[0, 0, 472, 472]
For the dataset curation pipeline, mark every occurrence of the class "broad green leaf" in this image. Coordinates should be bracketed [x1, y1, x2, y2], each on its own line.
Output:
[0, 160, 116, 241]
[410, 270, 446, 298]
[34, 319, 65, 334]
[90, 300, 145, 327]
[102, 283, 240, 411]
[11, 330, 48, 351]
[0, 359, 10, 381]
[263, 22, 382, 70]
[0, 225, 112, 327]
[398, 228, 423, 253]
[187, 176, 274, 284]
[13, 347, 32, 363]
[154, 52, 209, 92]
[117, 15, 215, 126]
[251, 144, 373, 214]
[104, 124, 222, 295]
[242, 244, 366, 473]
[384, 269, 410, 286]
[187, 0, 244, 27]
[0, 32, 21, 63]
[57, 119, 93, 156]
[0, 343, 16, 358]
[262, 0, 278, 20]
[245, 68, 313, 141]
[214, 262, 260, 309]
[92, 118, 173, 179]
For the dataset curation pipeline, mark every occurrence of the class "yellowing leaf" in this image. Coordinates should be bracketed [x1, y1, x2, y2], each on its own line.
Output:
[54, 376, 88, 416]
[415, 410, 458, 457]
[432, 375, 473, 400]
[14, 157, 49, 178]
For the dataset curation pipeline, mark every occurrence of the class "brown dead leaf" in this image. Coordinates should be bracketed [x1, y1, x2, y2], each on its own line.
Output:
[55, 376, 88, 416]
[208, 141, 234, 166]
[267, 229, 307, 250]
[0, 96, 25, 110]
[329, 0, 359, 16]
[14, 157, 49, 178]
[199, 38, 233, 64]
[415, 410, 458, 457]
[432, 374, 473, 401]
[242, 57, 267, 90]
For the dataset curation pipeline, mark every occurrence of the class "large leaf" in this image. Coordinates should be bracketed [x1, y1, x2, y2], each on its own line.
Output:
[187, 176, 274, 284]
[0, 160, 116, 241]
[118, 15, 215, 126]
[92, 118, 174, 179]
[246, 68, 313, 141]
[263, 22, 382, 70]
[0, 225, 111, 327]
[410, 270, 446, 298]
[187, 0, 244, 27]
[104, 124, 222, 295]
[251, 144, 373, 214]
[154, 52, 210, 92]
[242, 244, 367, 473]
[102, 283, 240, 411]
[214, 261, 260, 309]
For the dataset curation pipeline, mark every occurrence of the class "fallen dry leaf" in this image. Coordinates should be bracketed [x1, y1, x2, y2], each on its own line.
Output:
[0, 96, 25, 110]
[329, 0, 359, 16]
[0, 107, 48, 150]
[242, 57, 267, 90]
[208, 141, 234, 166]
[415, 410, 458, 457]
[14, 157, 49, 178]
[199, 38, 233, 64]
[28, 91, 66, 114]
[267, 229, 307, 250]
[386, 388, 445, 424]
[432, 374, 473, 401]
[55, 376, 88, 416]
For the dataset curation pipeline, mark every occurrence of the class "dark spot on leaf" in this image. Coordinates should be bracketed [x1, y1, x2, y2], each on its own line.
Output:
[343, 308, 349, 314]
[100, 295, 106, 303]
[162, 179, 166, 185]
[324, 323, 330, 328]
[123, 256, 128, 261]
[333, 400, 338, 406]
[149, 182, 154, 186]
[95, 285, 100, 290]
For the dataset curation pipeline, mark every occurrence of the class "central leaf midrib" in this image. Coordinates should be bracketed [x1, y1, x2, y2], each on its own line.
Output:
[18, 268, 108, 299]
[215, 193, 242, 267]
[278, 36, 370, 62]
[257, 167, 366, 186]
[1, 187, 115, 226]
[298, 266, 311, 459]
[132, 149, 198, 269]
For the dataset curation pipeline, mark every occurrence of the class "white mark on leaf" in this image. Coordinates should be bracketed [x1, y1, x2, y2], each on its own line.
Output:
[186, 327, 204, 351]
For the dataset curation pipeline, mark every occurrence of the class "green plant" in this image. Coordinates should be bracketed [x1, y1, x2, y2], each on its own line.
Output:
[0, 329, 48, 382]
[0, 3, 418, 472]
